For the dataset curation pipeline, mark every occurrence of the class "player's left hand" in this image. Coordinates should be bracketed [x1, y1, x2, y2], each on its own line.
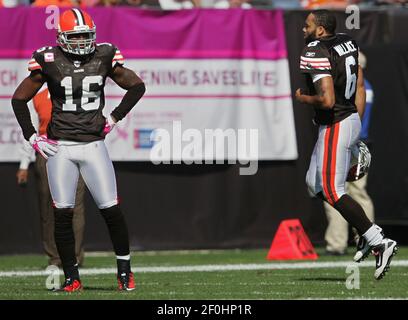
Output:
[29, 134, 58, 160]
[103, 115, 117, 135]
[295, 88, 304, 103]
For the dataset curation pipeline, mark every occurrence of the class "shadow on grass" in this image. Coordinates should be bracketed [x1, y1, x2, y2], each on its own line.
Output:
[298, 277, 345, 282]
[82, 286, 118, 292]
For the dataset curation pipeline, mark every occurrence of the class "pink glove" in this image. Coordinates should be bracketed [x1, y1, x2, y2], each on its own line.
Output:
[103, 115, 116, 135]
[29, 134, 58, 160]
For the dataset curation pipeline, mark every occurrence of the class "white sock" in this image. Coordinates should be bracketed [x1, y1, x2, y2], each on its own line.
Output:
[116, 254, 130, 261]
[363, 224, 383, 247]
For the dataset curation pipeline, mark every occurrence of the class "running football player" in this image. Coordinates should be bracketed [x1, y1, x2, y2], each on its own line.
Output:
[296, 10, 397, 280]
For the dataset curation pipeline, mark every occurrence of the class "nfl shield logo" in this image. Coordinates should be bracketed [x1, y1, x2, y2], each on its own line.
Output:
[74, 61, 81, 68]
[44, 53, 54, 62]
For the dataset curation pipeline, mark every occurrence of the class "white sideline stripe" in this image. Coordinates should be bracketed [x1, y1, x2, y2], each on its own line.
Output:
[85, 249, 229, 256]
[1, 260, 408, 278]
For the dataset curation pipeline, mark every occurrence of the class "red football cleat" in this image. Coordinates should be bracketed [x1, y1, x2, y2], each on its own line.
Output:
[117, 272, 135, 291]
[60, 278, 82, 292]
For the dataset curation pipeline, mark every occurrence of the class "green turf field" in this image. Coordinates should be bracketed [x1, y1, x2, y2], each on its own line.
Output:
[0, 247, 407, 300]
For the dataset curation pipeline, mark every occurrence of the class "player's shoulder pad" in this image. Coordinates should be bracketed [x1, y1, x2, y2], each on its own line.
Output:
[335, 33, 358, 45]
[29, 46, 57, 72]
[301, 40, 328, 58]
[96, 42, 118, 56]
[97, 43, 124, 68]
[336, 33, 353, 41]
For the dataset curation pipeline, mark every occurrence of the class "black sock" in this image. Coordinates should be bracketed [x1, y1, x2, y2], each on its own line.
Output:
[117, 259, 131, 275]
[333, 194, 372, 235]
[100, 204, 130, 257]
[54, 208, 79, 280]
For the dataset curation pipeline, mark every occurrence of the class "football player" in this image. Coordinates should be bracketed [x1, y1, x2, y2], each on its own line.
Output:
[295, 10, 397, 280]
[12, 8, 146, 291]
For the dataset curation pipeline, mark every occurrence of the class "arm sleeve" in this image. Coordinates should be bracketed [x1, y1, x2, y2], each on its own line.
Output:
[12, 98, 37, 141]
[13, 52, 44, 141]
[19, 101, 38, 168]
[300, 42, 332, 75]
[110, 82, 146, 122]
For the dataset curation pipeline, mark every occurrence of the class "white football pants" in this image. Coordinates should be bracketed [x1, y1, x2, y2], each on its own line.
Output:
[46, 140, 118, 209]
[306, 112, 361, 205]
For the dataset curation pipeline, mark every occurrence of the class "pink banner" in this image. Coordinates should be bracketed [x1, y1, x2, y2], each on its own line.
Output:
[0, 8, 287, 60]
[0, 8, 297, 162]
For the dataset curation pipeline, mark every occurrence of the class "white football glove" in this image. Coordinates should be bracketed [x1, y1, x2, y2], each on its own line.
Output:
[103, 115, 117, 135]
[29, 133, 58, 160]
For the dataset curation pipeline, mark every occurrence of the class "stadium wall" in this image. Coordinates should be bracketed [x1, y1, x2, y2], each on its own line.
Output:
[1, 9, 408, 254]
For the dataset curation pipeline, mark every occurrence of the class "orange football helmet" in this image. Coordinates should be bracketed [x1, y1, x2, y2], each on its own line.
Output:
[57, 8, 96, 56]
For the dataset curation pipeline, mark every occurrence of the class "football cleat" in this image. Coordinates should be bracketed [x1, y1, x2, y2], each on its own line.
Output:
[117, 272, 135, 291]
[373, 238, 398, 280]
[353, 228, 385, 263]
[353, 236, 372, 262]
[58, 278, 82, 292]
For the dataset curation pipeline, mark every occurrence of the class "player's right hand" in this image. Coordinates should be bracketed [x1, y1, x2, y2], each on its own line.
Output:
[29, 133, 58, 160]
[16, 169, 28, 187]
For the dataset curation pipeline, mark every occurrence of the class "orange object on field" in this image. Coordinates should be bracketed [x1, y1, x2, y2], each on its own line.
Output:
[267, 219, 318, 260]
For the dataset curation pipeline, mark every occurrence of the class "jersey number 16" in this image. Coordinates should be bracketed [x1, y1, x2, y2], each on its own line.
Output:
[61, 75, 103, 111]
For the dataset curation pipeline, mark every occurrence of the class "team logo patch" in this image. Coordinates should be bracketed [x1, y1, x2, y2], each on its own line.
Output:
[44, 53, 54, 62]
[305, 52, 316, 57]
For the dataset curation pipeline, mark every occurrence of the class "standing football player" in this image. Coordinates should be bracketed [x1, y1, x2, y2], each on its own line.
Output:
[12, 8, 146, 291]
[295, 10, 397, 280]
